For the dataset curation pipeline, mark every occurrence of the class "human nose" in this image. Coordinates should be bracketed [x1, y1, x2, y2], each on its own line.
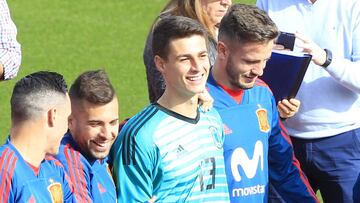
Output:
[220, 0, 232, 5]
[190, 58, 203, 71]
[99, 125, 114, 139]
[252, 61, 266, 76]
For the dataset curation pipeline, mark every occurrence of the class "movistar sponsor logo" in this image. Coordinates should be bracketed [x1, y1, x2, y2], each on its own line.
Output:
[231, 140, 264, 182]
[232, 184, 265, 197]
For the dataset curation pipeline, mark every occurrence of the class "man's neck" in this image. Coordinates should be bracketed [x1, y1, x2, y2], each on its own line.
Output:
[157, 90, 199, 119]
[212, 63, 235, 91]
[10, 123, 46, 167]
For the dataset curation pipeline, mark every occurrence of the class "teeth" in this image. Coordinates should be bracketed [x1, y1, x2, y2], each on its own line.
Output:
[188, 75, 202, 81]
[94, 141, 106, 147]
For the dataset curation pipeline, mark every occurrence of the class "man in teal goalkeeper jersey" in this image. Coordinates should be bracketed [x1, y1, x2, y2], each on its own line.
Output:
[110, 16, 230, 202]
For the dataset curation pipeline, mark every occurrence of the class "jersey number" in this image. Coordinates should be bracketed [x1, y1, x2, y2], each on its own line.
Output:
[199, 157, 216, 191]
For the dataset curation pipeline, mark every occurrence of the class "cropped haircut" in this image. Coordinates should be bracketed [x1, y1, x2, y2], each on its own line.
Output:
[69, 69, 115, 105]
[152, 15, 209, 60]
[218, 4, 278, 45]
[10, 71, 68, 122]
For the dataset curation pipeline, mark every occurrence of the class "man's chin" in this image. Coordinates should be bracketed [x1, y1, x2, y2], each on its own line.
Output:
[240, 84, 254, 90]
[90, 151, 109, 160]
[231, 82, 255, 90]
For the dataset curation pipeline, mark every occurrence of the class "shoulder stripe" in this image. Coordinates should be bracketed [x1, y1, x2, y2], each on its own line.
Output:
[74, 149, 91, 203]
[64, 145, 79, 201]
[122, 105, 158, 165]
[64, 145, 91, 203]
[0, 148, 16, 203]
[4, 155, 17, 203]
[0, 147, 10, 203]
[45, 155, 64, 167]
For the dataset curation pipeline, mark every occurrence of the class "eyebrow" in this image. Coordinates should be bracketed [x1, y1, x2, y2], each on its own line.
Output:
[175, 50, 208, 59]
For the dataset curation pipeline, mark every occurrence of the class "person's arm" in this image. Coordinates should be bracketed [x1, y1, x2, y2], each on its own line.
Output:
[295, 17, 360, 93]
[56, 146, 93, 202]
[268, 97, 319, 202]
[0, 0, 21, 80]
[110, 126, 162, 202]
[59, 165, 78, 203]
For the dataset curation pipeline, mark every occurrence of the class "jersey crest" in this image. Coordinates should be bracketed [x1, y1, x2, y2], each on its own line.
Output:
[256, 105, 270, 133]
[47, 179, 63, 203]
[209, 126, 224, 149]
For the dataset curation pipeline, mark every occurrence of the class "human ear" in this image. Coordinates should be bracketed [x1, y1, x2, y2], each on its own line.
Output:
[154, 55, 166, 73]
[47, 108, 57, 127]
[67, 114, 74, 130]
[217, 41, 228, 59]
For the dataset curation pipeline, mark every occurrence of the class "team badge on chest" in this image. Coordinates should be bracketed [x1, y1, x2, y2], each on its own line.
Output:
[256, 105, 270, 133]
[47, 179, 63, 203]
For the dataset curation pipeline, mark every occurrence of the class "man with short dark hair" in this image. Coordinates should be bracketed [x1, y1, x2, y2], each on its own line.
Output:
[0, 71, 74, 202]
[110, 16, 229, 202]
[56, 69, 118, 202]
[207, 4, 318, 202]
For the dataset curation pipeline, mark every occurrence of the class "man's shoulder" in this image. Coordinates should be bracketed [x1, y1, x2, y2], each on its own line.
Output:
[121, 104, 162, 134]
[56, 137, 90, 172]
[44, 155, 67, 171]
[201, 107, 222, 122]
[0, 144, 23, 178]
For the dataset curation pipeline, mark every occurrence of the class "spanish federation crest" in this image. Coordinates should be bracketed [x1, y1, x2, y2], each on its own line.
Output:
[256, 105, 270, 133]
[47, 179, 63, 203]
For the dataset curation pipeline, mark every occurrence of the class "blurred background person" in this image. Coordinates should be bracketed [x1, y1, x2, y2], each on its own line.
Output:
[0, 0, 21, 80]
[257, 0, 360, 202]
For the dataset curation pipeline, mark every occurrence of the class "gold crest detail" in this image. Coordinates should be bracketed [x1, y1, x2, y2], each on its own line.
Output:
[256, 108, 270, 133]
[47, 181, 63, 203]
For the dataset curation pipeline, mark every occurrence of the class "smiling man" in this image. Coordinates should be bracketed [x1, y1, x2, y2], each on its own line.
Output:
[56, 69, 118, 202]
[110, 16, 229, 202]
[207, 4, 318, 202]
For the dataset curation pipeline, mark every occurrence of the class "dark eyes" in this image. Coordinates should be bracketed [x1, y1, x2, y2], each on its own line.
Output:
[88, 122, 100, 127]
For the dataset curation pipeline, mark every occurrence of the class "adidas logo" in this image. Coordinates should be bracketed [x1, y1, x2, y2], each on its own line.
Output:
[98, 183, 106, 194]
[224, 124, 233, 135]
[175, 144, 187, 157]
[176, 145, 185, 153]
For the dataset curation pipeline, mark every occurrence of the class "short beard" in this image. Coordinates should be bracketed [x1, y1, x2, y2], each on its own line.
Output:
[225, 57, 252, 90]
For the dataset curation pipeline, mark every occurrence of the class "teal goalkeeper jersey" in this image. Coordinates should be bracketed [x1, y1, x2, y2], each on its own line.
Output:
[110, 103, 230, 203]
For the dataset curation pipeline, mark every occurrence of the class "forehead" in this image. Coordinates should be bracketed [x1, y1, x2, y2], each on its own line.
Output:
[74, 97, 118, 118]
[229, 40, 274, 59]
[167, 35, 208, 56]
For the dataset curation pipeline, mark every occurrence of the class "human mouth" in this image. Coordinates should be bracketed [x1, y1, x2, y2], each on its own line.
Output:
[91, 140, 110, 151]
[244, 75, 257, 83]
[187, 73, 206, 84]
[187, 74, 203, 81]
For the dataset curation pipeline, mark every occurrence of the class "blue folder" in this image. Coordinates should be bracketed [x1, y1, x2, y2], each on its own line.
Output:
[260, 50, 312, 103]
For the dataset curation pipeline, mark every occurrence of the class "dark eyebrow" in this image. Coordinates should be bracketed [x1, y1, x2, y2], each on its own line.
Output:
[176, 50, 208, 59]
